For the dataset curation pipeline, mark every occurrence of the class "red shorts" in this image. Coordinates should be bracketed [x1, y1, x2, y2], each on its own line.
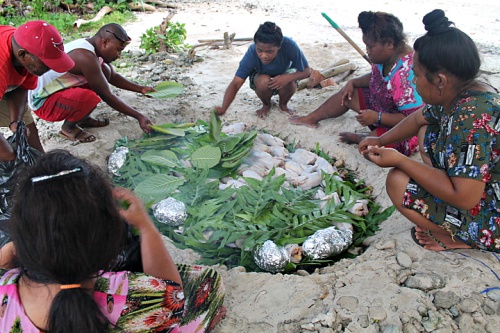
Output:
[34, 87, 101, 123]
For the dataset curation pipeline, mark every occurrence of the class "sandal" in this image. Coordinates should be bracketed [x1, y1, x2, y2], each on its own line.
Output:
[79, 117, 110, 128]
[59, 127, 96, 143]
[410, 227, 450, 250]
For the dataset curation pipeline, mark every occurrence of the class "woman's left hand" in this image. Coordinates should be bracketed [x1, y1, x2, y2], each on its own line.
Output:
[355, 109, 378, 126]
[363, 145, 403, 168]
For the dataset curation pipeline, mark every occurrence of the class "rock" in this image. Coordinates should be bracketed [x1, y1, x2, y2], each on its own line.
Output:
[319, 328, 335, 333]
[336, 296, 359, 312]
[369, 306, 387, 321]
[375, 240, 396, 250]
[433, 290, 460, 309]
[300, 323, 315, 331]
[486, 288, 500, 301]
[381, 324, 403, 333]
[421, 309, 442, 332]
[457, 298, 481, 313]
[404, 273, 446, 291]
[396, 252, 413, 268]
[357, 314, 369, 328]
[402, 323, 421, 333]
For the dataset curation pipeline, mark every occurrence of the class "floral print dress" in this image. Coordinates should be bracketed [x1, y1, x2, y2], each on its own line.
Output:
[0, 264, 224, 332]
[403, 90, 500, 252]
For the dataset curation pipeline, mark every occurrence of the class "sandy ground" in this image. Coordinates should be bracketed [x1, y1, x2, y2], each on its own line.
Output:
[32, 0, 500, 332]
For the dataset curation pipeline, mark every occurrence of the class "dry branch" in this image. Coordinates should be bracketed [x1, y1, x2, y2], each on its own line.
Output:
[73, 5, 113, 28]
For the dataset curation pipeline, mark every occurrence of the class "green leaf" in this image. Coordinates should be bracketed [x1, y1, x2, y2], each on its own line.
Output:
[141, 150, 182, 169]
[134, 174, 185, 203]
[191, 146, 221, 169]
[146, 81, 184, 99]
[149, 125, 186, 136]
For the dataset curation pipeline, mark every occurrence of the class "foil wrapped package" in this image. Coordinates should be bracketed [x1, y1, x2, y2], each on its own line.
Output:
[108, 147, 129, 176]
[153, 197, 187, 226]
[253, 240, 290, 273]
[302, 226, 353, 259]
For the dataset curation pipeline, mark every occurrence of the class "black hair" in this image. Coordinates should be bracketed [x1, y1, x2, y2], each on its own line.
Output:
[254, 21, 283, 46]
[9, 150, 126, 333]
[413, 9, 480, 83]
[98, 23, 130, 42]
[358, 11, 406, 47]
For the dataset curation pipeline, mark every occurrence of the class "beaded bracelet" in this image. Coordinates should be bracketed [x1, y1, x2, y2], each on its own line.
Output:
[377, 112, 382, 126]
[8, 120, 19, 130]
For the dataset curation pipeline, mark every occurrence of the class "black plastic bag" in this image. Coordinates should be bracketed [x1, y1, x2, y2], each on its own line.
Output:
[0, 121, 41, 247]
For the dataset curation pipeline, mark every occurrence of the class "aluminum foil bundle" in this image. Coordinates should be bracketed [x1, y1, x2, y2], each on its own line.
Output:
[253, 240, 289, 273]
[108, 146, 129, 176]
[302, 226, 353, 259]
[152, 197, 187, 226]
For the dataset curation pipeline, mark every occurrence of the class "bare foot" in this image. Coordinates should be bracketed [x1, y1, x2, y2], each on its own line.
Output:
[279, 104, 295, 115]
[414, 226, 471, 251]
[256, 105, 271, 119]
[288, 115, 319, 128]
[339, 132, 367, 144]
[208, 305, 226, 331]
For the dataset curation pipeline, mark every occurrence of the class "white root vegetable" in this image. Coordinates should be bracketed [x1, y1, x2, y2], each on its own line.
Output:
[348, 199, 369, 216]
[269, 145, 289, 158]
[221, 122, 247, 134]
[289, 148, 317, 165]
[319, 192, 342, 209]
[257, 133, 285, 147]
[299, 171, 322, 190]
[332, 222, 354, 233]
[284, 244, 302, 263]
[314, 156, 336, 174]
[242, 169, 263, 181]
[284, 160, 305, 175]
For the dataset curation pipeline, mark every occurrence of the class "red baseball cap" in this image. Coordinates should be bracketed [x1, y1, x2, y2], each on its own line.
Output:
[13, 20, 75, 73]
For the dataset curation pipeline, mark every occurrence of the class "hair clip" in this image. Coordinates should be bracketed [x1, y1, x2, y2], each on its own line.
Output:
[31, 167, 83, 184]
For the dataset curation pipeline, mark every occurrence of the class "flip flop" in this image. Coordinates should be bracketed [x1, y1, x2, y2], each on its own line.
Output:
[410, 227, 450, 250]
[79, 117, 110, 128]
[59, 127, 96, 143]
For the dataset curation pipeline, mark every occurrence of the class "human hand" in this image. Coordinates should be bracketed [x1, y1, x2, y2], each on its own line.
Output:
[215, 106, 226, 116]
[138, 115, 153, 133]
[268, 75, 289, 91]
[340, 80, 355, 106]
[113, 187, 155, 233]
[362, 145, 402, 168]
[358, 136, 382, 155]
[355, 109, 378, 127]
[140, 86, 155, 94]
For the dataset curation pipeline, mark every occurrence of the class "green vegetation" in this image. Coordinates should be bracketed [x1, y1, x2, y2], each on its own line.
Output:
[111, 111, 394, 272]
[0, 0, 137, 38]
[140, 21, 189, 54]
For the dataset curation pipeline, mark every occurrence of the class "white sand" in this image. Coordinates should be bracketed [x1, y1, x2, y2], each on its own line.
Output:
[34, 1, 500, 331]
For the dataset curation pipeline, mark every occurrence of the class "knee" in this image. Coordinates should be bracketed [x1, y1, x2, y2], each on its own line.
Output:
[386, 168, 408, 209]
[253, 74, 271, 92]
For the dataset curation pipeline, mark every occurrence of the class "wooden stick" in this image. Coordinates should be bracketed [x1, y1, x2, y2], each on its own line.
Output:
[297, 62, 357, 90]
[321, 12, 371, 64]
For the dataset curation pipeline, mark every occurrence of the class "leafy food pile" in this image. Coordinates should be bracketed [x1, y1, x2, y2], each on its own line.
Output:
[111, 111, 394, 271]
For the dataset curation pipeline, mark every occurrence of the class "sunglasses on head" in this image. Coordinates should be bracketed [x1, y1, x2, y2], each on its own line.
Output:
[105, 29, 131, 46]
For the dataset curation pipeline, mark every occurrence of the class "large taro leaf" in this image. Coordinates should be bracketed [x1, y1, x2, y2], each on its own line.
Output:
[191, 146, 221, 169]
[146, 81, 184, 99]
[141, 150, 182, 169]
[134, 174, 185, 204]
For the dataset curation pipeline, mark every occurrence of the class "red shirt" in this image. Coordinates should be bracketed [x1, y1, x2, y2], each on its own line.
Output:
[0, 25, 38, 99]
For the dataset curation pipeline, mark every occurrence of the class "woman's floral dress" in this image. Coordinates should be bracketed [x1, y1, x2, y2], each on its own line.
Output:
[403, 90, 500, 252]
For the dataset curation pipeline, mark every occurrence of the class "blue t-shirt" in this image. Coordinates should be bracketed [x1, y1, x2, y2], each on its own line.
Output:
[235, 36, 309, 79]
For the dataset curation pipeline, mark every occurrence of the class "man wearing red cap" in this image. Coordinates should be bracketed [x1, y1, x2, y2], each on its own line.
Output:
[27, 23, 154, 143]
[0, 20, 74, 161]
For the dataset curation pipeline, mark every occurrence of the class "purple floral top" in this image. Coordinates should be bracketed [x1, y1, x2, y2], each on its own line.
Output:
[369, 52, 424, 131]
